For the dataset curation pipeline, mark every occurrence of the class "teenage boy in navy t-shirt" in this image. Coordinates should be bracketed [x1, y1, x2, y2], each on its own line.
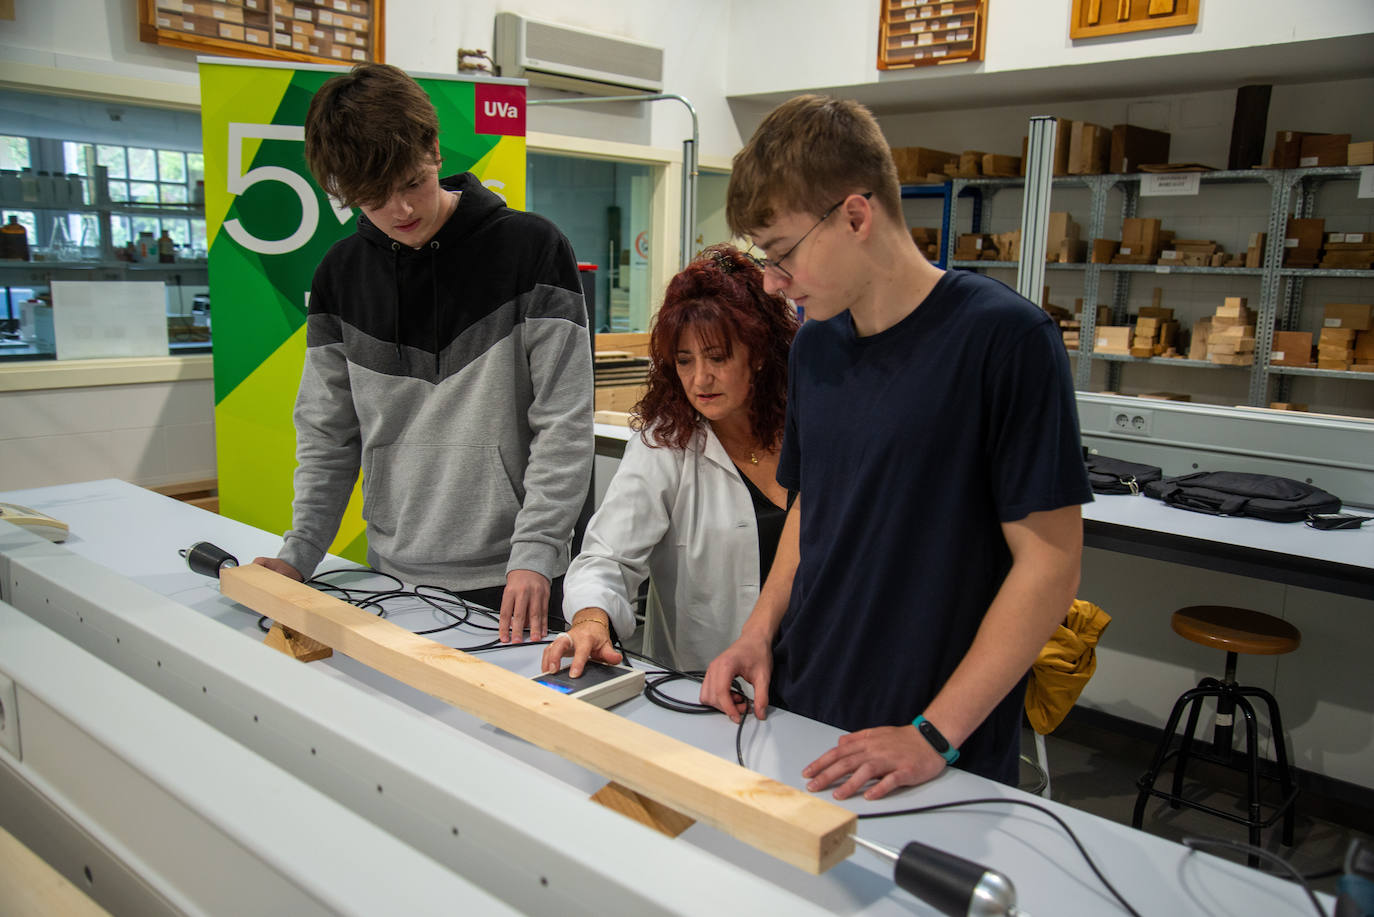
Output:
[701, 95, 1092, 795]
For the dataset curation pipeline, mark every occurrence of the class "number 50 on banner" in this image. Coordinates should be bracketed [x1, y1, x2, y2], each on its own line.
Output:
[222, 122, 354, 256]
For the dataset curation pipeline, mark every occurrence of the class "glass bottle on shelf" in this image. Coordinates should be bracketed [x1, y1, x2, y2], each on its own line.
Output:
[1, 215, 31, 261]
[158, 229, 175, 263]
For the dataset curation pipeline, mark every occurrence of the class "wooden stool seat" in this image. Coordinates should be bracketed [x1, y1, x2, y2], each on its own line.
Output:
[1171, 605, 1301, 656]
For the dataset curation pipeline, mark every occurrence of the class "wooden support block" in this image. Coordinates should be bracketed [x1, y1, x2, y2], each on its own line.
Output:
[220, 565, 856, 874]
[264, 622, 333, 662]
[592, 781, 696, 838]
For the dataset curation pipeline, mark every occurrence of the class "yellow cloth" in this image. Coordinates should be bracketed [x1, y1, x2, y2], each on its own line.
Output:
[1025, 599, 1112, 735]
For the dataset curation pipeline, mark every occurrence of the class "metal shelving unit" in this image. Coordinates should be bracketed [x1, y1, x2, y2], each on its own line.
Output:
[924, 165, 1374, 407]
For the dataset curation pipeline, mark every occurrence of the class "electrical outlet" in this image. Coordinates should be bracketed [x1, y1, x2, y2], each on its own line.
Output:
[0, 672, 19, 760]
[1110, 405, 1153, 436]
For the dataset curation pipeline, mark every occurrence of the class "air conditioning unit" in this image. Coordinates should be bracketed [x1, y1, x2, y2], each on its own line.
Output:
[493, 12, 664, 96]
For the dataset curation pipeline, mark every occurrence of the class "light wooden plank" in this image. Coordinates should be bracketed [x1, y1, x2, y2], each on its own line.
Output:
[220, 564, 856, 874]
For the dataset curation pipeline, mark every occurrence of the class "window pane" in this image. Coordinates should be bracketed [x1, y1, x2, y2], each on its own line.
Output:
[157, 150, 186, 183]
[97, 145, 126, 179]
[107, 180, 129, 203]
[190, 218, 207, 256]
[110, 215, 132, 248]
[131, 216, 159, 239]
[162, 219, 190, 246]
[186, 152, 204, 184]
[160, 183, 188, 204]
[63, 142, 92, 176]
[0, 136, 31, 171]
[129, 181, 159, 203]
[128, 147, 156, 181]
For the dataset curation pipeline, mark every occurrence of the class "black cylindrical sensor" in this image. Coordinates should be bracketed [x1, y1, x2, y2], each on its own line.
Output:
[183, 541, 240, 579]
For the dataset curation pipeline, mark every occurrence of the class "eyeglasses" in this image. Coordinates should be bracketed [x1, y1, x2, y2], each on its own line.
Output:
[750, 191, 872, 281]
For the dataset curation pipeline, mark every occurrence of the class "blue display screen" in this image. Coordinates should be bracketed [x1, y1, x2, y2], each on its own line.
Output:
[534, 678, 576, 694]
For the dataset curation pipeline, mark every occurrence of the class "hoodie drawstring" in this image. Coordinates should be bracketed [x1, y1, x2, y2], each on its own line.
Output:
[430, 240, 441, 377]
[391, 242, 403, 365]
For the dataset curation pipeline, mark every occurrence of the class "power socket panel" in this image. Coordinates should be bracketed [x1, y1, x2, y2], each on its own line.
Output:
[1110, 405, 1154, 437]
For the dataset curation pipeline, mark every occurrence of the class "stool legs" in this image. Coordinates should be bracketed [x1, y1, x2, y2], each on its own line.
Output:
[1133, 670, 1298, 861]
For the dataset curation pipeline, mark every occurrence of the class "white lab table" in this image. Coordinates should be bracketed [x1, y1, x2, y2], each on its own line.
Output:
[0, 478, 1336, 916]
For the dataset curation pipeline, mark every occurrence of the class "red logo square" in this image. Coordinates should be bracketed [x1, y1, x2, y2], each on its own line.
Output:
[474, 83, 526, 137]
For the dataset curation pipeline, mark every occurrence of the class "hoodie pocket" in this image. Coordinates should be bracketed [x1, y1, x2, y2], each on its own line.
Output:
[362, 443, 520, 567]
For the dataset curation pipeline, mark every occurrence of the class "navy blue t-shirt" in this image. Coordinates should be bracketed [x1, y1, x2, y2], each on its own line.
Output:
[773, 269, 1092, 784]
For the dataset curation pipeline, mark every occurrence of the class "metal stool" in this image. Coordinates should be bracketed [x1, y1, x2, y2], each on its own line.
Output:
[1132, 605, 1301, 860]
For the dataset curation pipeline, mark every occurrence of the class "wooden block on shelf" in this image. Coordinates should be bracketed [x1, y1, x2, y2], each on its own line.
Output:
[1317, 358, 1352, 371]
[1350, 141, 1374, 167]
[1273, 130, 1317, 169]
[890, 146, 956, 184]
[1271, 331, 1313, 367]
[1090, 239, 1120, 263]
[218, 565, 857, 875]
[1322, 304, 1374, 330]
[981, 153, 1021, 177]
[1110, 124, 1171, 173]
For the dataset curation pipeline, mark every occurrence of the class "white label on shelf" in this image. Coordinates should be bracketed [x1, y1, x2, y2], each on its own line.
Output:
[334, 0, 349, 10]
[906, 9, 917, 19]
[917, 32, 932, 44]
[319, 10, 333, 24]
[900, 0, 915, 6]
[942, 2, 954, 12]
[336, 30, 348, 41]
[1274, 352, 1285, 361]
[1096, 337, 1108, 348]
[212, 6, 226, 17]
[1359, 166, 1374, 199]
[921, 6, 934, 17]
[912, 49, 926, 58]
[1120, 246, 1133, 254]
[1155, 266, 1171, 274]
[1140, 172, 1201, 196]
[1284, 238, 1299, 247]
[956, 30, 969, 40]
[1299, 156, 1318, 168]
[1346, 233, 1368, 242]
[902, 37, 916, 47]
[1324, 318, 1341, 327]
[1161, 250, 1180, 259]
[932, 47, 948, 57]
[156, 15, 172, 26]
[949, 17, 961, 27]
[911, 21, 925, 30]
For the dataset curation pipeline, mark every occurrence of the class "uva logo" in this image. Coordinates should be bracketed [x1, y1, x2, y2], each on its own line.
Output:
[474, 86, 526, 136]
[483, 101, 520, 119]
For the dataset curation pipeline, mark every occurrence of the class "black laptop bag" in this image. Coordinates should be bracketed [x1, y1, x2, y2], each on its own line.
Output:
[1143, 471, 1342, 522]
[1083, 454, 1163, 495]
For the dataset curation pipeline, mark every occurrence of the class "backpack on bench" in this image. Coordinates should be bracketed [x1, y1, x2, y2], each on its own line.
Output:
[1143, 471, 1342, 522]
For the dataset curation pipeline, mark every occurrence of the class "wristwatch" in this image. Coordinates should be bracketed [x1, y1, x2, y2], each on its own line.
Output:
[912, 715, 960, 765]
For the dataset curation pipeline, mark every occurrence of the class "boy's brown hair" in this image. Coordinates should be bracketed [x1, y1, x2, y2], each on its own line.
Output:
[726, 94, 902, 238]
[304, 63, 440, 208]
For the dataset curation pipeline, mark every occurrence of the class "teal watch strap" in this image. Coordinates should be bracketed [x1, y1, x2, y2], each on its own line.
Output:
[912, 715, 960, 764]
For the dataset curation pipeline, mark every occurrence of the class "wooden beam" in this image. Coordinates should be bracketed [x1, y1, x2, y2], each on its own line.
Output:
[591, 782, 696, 838]
[220, 564, 855, 874]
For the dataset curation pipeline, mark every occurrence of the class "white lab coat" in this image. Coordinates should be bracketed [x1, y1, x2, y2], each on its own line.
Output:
[562, 422, 761, 672]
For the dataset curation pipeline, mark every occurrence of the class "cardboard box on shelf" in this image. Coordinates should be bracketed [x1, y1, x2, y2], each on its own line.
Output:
[1271, 331, 1313, 366]
[1323, 303, 1374, 330]
[1354, 331, 1374, 360]
[891, 147, 955, 184]
[1285, 217, 1325, 250]
[1094, 326, 1133, 354]
[1272, 130, 1317, 169]
[1090, 239, 1119, 263]
[1118, 217, 1162, 261]
[1110, 124, 1171, 173]
[1298, 133, 1351, 168]
[1055, 239, 1087, 263]
[1350, 141, 1374, 167]
[1068, 122, 1111, 174]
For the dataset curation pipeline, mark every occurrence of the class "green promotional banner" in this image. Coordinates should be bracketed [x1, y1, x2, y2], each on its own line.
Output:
[200, 61, 527, 562]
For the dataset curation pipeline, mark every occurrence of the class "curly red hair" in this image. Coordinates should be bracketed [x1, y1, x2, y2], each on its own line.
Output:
[633, 244, 799, 450]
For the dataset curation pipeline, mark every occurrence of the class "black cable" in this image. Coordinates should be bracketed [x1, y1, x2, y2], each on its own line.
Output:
[640, 671, 750, 766]
[859, 797, 1143, 917]
[1181, 837, 1327, 917]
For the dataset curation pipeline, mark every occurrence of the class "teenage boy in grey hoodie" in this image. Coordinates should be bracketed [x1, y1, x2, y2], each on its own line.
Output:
[252, 63, 593, 644]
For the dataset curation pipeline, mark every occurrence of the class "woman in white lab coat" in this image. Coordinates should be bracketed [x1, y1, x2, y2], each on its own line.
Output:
[543, 245, 798, 675]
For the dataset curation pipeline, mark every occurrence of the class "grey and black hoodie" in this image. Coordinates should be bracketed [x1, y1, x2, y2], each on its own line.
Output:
[279, 173, 593, 590]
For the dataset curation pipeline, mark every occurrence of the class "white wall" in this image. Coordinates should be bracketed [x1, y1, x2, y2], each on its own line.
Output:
[0, 379, 215, 490]
[383, 0, 742, 159]
[725, 0, 1374, 98]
